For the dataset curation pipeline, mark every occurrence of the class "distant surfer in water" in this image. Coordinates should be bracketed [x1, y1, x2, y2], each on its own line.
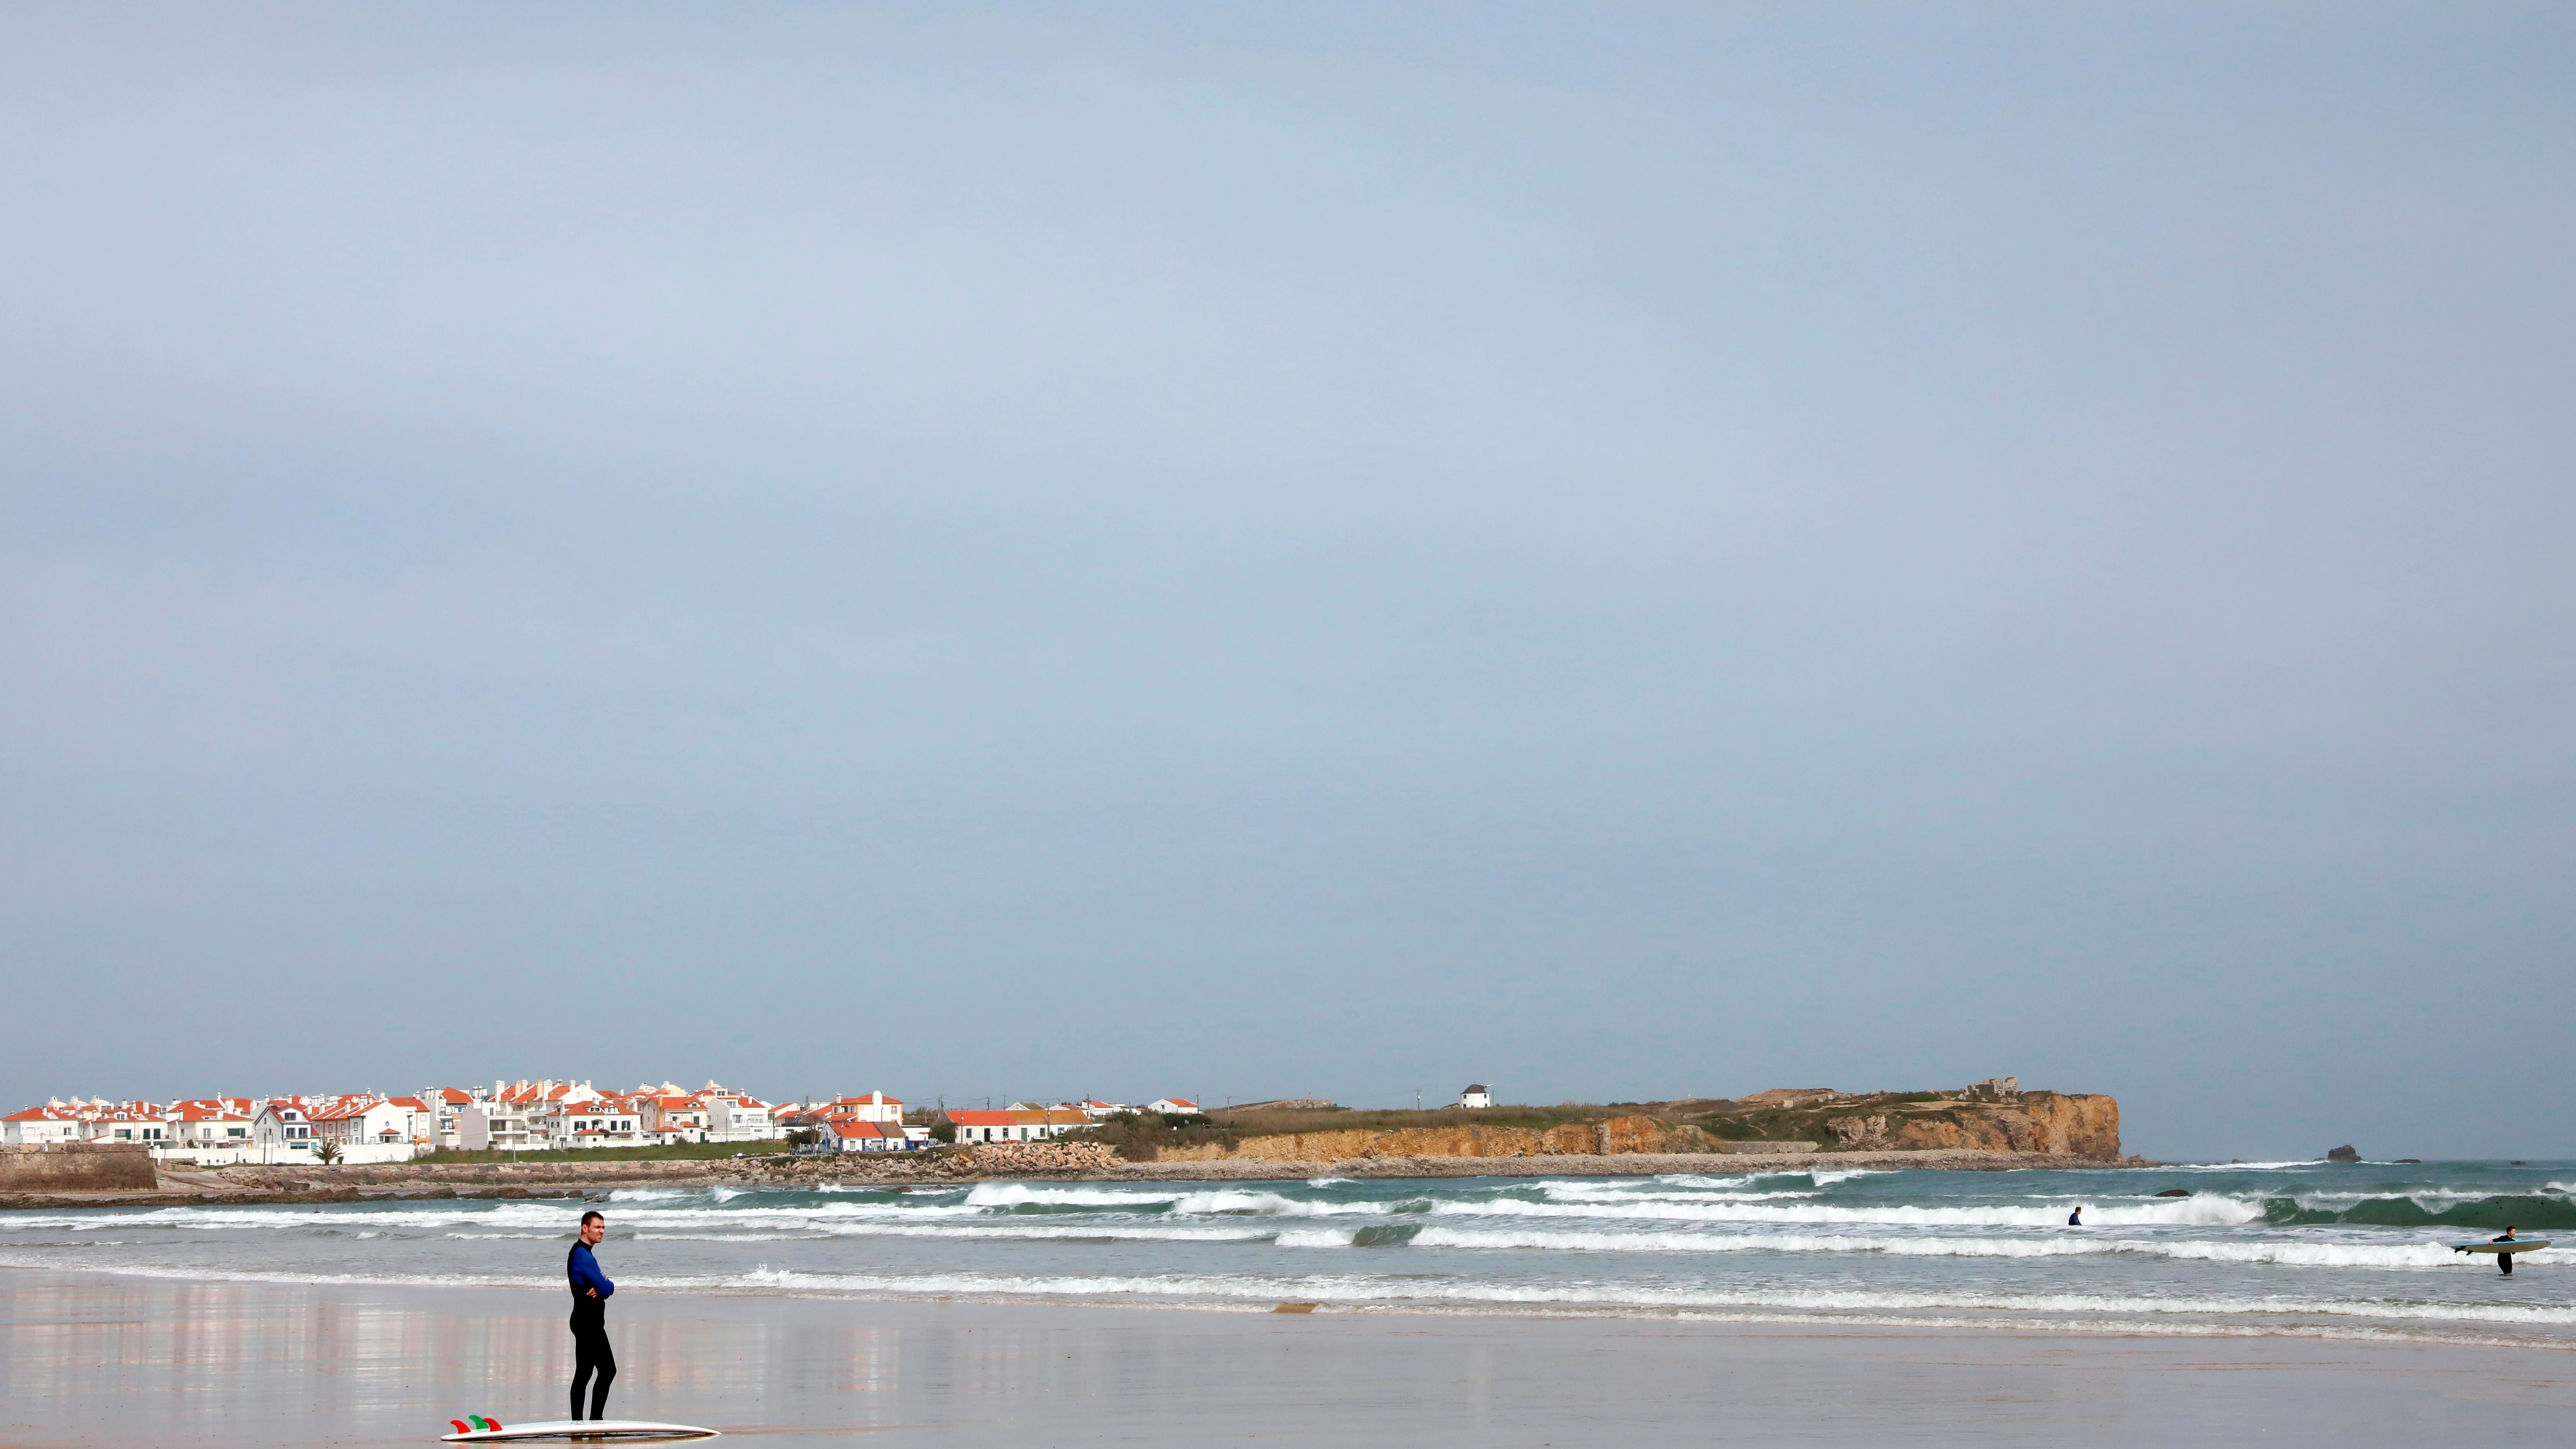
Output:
[2067, 1206, 2083, 1226]
[2492, 1225, 2517, 1276]
[569, 1211, 617, 1419]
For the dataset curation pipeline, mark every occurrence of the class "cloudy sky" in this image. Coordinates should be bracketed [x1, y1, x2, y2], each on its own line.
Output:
[3, 4, 2568, 1158]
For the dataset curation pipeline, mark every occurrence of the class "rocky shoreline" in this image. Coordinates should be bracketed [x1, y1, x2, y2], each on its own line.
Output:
[0, 1145, 2154, 1211]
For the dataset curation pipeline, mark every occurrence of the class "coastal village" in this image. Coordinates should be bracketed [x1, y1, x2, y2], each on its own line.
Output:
[0, 1081, 1209, 1165]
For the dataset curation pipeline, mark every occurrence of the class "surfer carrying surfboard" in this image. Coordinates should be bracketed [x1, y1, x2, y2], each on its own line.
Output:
[2492, 1226, 2517, 1275]
[569, 1211, 617, 1419]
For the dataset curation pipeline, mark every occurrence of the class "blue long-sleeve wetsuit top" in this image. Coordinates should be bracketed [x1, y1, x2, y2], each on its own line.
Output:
[568, 1244, 614, 1304]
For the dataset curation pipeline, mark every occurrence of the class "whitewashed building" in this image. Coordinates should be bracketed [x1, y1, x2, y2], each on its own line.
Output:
[1, 1105, 88, 1145]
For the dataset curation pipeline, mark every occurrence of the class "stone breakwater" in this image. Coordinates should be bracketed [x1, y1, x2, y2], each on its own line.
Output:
[960, 1142, 1125, 1173]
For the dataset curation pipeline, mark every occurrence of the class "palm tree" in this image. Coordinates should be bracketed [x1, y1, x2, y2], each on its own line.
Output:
[315, 1140, 342, 1166]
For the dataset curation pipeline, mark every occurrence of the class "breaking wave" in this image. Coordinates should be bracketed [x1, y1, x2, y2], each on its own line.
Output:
[2262, 1194, 2576, 1230]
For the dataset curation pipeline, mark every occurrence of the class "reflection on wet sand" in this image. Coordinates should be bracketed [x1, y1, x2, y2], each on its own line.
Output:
[5, 1267, 2575, 1447]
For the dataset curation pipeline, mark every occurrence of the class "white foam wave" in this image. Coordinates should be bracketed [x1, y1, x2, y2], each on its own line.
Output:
[1172, 1189, 1396, 1217]
[808, 1221, 1273, 1245]
[12, 1251, 2574, 1339]
[2162, 1160, 2338, 1172]
[1402, 1226, 2533, 1268]
[711, 1265, 2576, 1327]
[1423, 1195, 2265, 1227]
[632, 1233, 819, 1242]
[1275, 1229, 1358, 1248]
[963, 1183, 1182, 1209]
[446, 1233, 568, 1240]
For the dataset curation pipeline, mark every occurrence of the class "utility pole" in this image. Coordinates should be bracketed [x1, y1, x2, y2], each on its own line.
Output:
[1416, 1088, 1422, 1112]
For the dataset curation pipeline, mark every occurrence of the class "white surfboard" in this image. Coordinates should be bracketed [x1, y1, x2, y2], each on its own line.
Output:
[2449, 1239, 2550, 1254]
[440, 1420, 719, 1442]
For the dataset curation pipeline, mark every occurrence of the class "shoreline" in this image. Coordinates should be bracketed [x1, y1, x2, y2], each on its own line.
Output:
[0, 1148, 2150, 1211]
[4, 1266, 2570, 1447]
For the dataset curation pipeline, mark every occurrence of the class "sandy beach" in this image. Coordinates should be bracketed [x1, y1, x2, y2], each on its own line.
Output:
[5, 1266, 2571, 1448]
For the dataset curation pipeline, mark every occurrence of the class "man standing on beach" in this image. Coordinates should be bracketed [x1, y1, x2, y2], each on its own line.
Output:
[568, 1211, 617, 1420]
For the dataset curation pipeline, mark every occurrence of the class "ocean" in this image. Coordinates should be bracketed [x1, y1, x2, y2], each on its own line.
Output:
[6, 1161, 2571, 1349]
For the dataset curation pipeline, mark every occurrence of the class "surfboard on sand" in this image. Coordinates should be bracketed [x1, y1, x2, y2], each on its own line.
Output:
[2449, 1240, 2550, 1254]
[440, 1419, 719, 1442]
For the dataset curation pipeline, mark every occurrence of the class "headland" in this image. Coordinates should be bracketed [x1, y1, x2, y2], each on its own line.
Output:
[1, 1082, 2142, 1210]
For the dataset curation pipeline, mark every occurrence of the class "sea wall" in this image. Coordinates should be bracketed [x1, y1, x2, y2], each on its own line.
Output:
[0, 1145, 157, 1191]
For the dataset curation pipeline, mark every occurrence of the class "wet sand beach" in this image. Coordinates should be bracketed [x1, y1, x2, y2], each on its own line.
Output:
[5, 1267, 2571, 1448]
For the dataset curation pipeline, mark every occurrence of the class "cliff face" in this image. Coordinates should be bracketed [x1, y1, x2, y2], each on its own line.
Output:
[1168, 1092, 2121, 1166]
[1876, 1094, 2119, 1157]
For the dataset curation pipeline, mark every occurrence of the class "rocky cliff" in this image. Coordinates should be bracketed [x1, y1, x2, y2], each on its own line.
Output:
[1163, 1089, 2120, 1165]
[1815, 1092, 2120, 1157]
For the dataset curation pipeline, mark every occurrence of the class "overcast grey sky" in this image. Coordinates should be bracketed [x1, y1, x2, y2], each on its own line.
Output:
[2, 5, 2569, 1158]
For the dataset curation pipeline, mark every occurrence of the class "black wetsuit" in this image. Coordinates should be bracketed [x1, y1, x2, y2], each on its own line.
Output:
[2495, 1236, 2515, 1275]
[568, 1242, 616, 1419]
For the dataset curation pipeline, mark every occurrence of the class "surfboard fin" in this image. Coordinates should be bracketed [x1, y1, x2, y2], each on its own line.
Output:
[450, 1422, 471, 1434]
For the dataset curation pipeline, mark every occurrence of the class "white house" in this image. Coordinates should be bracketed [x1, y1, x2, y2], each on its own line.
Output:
[310, 1097, 417, 1149]
[421, 1088, 478, 1147]
[552, 1098, 646, 1150]
[158, 1101, 256, 1161]
[642, 1093, 711, 1144]
[253, 1100, 319, 1157]
[819, 1118, 915, 1153]
[947, 1107, 1092, 1143]
[696, 1084, 782, 1142]
[2, 1105, 88, 1145]
[1145, 1098, 1202, 1116]
[82, 1107, 168, 1145]
[824, 1092, 904, 1125]
[1456, 1084, 1493, 1109]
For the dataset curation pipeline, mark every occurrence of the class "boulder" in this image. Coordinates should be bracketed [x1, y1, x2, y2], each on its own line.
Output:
[2324, 1144, 2361, 1163]
[2154, 1188, 2190, 1198]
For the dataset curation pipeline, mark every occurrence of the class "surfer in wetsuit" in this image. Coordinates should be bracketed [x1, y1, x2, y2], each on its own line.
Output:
[569, 1211, 617, 1419]
[2492, 1225, 2517, 1276]
[2067, 1206, 2083, 1226]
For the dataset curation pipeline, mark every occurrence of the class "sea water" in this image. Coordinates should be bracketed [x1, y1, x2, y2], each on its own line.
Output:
[5, 1161, 2571, 1347]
